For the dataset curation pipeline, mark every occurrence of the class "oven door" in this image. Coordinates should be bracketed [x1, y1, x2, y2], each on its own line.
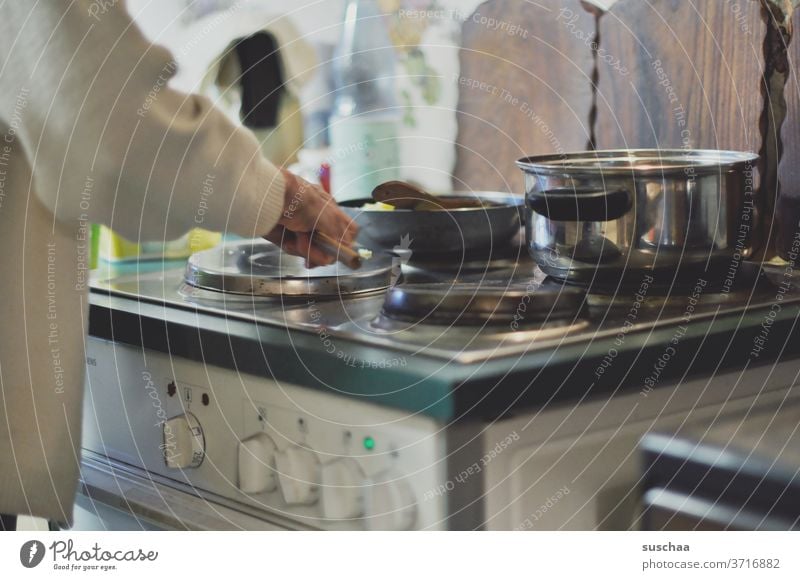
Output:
[74, 451, 306, 531]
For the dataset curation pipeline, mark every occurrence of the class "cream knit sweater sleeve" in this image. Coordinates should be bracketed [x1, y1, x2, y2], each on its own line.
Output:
[2, 0, 285, 241]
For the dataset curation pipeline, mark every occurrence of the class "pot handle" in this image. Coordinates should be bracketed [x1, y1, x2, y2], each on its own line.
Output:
[527, 187, 632, 221]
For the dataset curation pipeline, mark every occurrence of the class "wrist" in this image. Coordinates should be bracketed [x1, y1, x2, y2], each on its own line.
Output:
[279, 168, 298, 225]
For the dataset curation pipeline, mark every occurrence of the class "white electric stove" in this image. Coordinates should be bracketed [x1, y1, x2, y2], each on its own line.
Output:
[78, 240, 800, 530]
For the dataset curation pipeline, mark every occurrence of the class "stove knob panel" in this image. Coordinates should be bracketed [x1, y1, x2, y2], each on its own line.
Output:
[364, 469, 417, 530]
[276, 445, 320, 505]
[163, 413, 205, 469]
[320, 458, 365, 520]
[238, 433, 278, 494]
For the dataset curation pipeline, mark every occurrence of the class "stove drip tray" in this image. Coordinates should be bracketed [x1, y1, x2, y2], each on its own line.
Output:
[380, 280, 586, 327]
[184, 240, 394, 298]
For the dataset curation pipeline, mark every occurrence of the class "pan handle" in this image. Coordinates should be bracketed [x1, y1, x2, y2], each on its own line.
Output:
[527, 187, 632, 221]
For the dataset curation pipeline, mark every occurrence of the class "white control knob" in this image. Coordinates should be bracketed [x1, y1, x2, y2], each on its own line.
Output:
[364, 469, 417, 530]
[238, 433, 278, 494]
[163, 413, 205, 469]
[320, 458, 365, 520]
[275, 445, 320, 505]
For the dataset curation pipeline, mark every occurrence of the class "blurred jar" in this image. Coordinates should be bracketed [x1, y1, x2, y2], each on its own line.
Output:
[329, 0, 401, 202]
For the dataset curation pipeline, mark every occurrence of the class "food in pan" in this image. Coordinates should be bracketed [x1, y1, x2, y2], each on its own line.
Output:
[360, 202, 396, 211]
[359, 198, 487, 211]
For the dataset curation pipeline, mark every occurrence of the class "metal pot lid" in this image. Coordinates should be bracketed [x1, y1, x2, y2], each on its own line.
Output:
[516, 148, 758, 177]
[185, 240, 394, 297]
[381, 280, 586, 326]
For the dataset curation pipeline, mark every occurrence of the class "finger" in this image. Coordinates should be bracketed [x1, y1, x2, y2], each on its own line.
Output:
[264, 225, 333, 268]
[265, 226, 306, 259]
[315, 203, 355, 242]
[309, 232, 340, 268]
[341, 213, 359, 245]
[291, 231, 312, 267]
[263, 225, 288, 247]
[294, 232, 333, 268]
[272, 228, 306, 256]
[307, 245, 335, 268]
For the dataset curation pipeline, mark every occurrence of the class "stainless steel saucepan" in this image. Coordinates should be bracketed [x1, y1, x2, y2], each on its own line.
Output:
[516, 149, 760, 285]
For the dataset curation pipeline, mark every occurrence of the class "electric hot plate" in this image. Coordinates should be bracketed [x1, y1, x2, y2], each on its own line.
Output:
[184, 240, 394, 298]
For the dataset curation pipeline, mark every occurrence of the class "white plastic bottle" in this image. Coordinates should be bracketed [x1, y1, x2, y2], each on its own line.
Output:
[329, 0, 401, 202]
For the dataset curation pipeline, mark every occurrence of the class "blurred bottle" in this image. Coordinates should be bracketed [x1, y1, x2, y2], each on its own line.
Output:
[330, 0, 400, 202]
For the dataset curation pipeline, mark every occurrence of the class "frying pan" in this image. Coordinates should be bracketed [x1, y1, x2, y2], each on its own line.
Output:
[340, 192, 524, 256]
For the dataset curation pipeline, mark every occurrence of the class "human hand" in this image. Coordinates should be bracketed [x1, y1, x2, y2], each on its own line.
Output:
[264, 169, 358, 268]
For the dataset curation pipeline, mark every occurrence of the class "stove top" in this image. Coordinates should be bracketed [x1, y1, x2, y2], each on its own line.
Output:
[87, 239, 800, 418]
[185, 240, 395, 297]
[89, 239, 797, 363]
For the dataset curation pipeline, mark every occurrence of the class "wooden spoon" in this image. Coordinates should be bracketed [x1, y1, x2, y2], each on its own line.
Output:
[372, 180, 483, 210]
[312, 230, 363, 270]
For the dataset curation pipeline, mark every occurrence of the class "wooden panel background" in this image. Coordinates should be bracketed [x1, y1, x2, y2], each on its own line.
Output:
[594, 0, 767, 152]
[453, 0, 597, 194]
[777, 5, 800, 259]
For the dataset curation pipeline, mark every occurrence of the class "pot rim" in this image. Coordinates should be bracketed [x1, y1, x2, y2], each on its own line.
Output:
[516, 148, 758, 177]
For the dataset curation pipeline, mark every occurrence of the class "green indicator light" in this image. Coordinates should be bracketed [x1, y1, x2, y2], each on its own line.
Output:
[363, 436, 375, 450]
